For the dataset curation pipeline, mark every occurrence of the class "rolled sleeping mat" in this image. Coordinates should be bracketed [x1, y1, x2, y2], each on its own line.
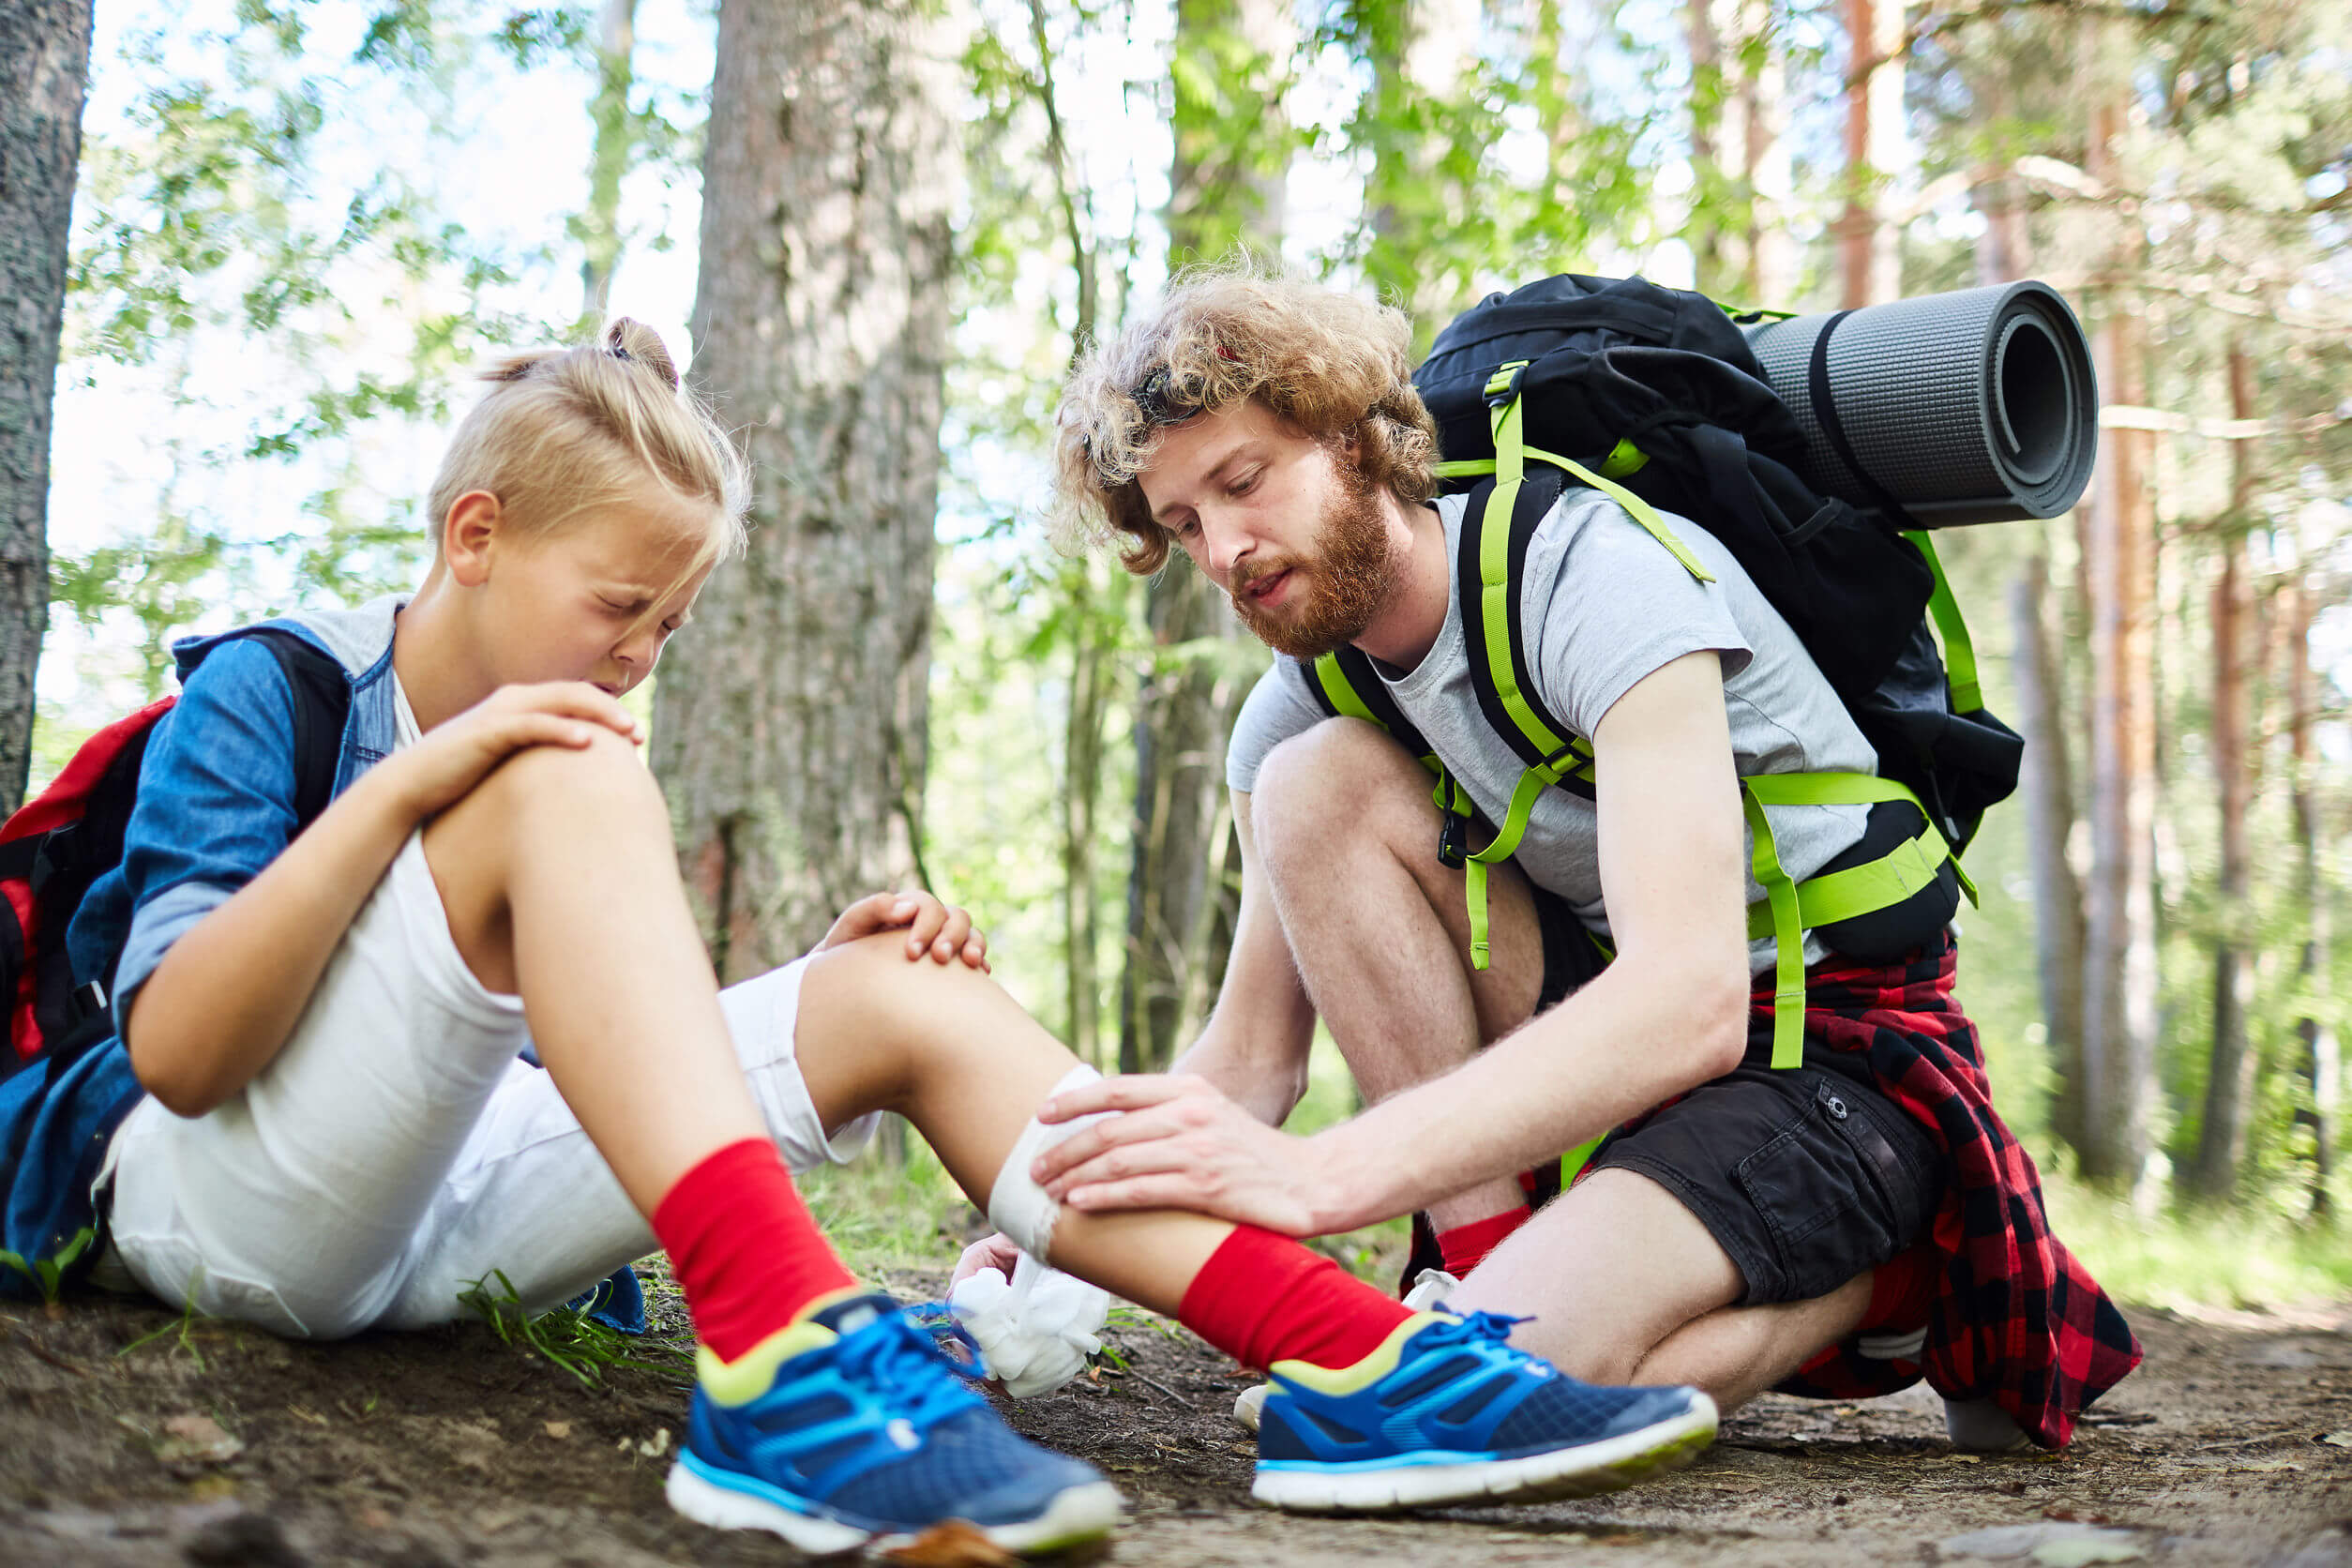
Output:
[1741, 280, 2097, 528]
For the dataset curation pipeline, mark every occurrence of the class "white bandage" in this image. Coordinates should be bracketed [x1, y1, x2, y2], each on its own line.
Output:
[987, 1064, 1111, 1262]
[949, 1251, 1109, 1398]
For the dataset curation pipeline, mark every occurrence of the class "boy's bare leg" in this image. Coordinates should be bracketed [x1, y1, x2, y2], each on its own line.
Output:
[419, 729, 1238, 1314]
[421, 730, 770, 1214]
[791, 935, 1233, 1313]
[1251, 720, 1547, 1232]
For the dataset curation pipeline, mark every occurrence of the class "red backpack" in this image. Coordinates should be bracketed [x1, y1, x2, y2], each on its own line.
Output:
[1, 628, 348, 1085]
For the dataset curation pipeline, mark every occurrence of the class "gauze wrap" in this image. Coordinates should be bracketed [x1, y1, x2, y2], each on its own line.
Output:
[949, 1251, 1110, 1398]
[985, 1063, 1113, 1260]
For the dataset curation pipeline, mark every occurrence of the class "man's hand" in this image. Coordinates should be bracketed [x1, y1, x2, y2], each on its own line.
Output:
[821, 891, 990, 970]
[386, 681, 643, 820]
[1029, 1074, 1338, 1236]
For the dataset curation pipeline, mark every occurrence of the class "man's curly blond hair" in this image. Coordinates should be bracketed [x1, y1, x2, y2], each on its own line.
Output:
[1050, 264, 1438, 574]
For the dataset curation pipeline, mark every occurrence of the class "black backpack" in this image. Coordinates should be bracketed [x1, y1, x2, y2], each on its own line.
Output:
[1305, 274, 2024, 1084]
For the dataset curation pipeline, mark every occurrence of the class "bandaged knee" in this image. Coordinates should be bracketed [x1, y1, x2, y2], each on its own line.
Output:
[986, 1063, 1113, 1262]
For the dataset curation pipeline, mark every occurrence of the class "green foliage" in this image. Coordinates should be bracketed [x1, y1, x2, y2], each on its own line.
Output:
[458, 1269, 691, 1390]
[0, 1229, 97, 1307]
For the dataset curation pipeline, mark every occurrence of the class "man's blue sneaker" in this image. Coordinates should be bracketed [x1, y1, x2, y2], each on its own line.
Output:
[665, 1289, 1123, 1554]
[1252, 1310, 1716, 1513]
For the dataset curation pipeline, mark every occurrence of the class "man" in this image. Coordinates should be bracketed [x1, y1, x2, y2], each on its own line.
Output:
[1025, 266, 2137, 1451]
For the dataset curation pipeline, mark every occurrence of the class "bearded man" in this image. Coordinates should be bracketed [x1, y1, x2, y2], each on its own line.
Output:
[1007, 266, 2137, 1453]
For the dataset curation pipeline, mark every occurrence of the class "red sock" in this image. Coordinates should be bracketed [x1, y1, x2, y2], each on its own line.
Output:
[1436, 1206, 1530, 1277]
[1178, 1226, 1415, 1373]
[650, 1138, 858, 1362]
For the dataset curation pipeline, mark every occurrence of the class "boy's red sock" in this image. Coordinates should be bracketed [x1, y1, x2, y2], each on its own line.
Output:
[1436, 1206, 1530, 1278]
[1178, 1225, 1416, 1373]
[651, 1138, 859, 1363]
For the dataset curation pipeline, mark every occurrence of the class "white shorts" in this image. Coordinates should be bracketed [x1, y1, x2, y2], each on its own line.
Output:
[98, 834, 877, 1339]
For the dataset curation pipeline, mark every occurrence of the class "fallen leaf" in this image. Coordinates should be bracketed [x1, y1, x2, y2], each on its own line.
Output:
[2322, 1431, 2352, 1448]
[882, 1519, 1018, 1567]
[284, 1406, 328, 1427]
[155, 1414, 244, 1467]
[543, 1421, 571, 1440]
[2032, 1539, 2145, 1567]
[1941, 1523, 2147, 1562]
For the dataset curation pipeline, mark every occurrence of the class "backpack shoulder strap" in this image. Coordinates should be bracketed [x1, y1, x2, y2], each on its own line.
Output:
[240, 627, 352, 831]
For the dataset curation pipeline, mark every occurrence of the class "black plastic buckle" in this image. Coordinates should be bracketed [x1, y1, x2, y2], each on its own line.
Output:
[1438, 811, 1468, 869]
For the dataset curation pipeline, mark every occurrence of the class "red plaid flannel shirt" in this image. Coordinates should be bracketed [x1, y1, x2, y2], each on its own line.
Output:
[1766, 937, 2143, 1447]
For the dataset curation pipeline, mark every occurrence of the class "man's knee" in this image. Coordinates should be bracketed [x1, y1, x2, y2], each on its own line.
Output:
[1252, 717, 1434, 868]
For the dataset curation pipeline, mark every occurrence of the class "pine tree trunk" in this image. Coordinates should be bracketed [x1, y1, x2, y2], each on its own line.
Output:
[656, 0, 956, 979]
[2012, 553, 2089, 1152]
[1836, 0, 1903, 309]
[2284, 578, 2340, 1217]
[2078, 59, 2160, 1195]
[578, 0, 637, 322]
[0, 0, 93, 811]
[2192, 340, 2257, 1200]
[1119, 0, 1290, 1074]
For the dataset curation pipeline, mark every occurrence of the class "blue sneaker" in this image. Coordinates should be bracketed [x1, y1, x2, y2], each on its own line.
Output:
[665, 1290, 1123, 1554]
[1252, 1310, 1716, 1513]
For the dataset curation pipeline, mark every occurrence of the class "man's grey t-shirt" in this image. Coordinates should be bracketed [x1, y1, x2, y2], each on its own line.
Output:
[1225, 489, 1876, 973]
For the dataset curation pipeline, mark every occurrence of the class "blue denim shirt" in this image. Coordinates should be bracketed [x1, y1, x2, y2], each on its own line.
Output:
[1, 596, 403, 1296]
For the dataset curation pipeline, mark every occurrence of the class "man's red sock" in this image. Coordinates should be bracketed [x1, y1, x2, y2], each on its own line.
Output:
[650, 1138, 859, 1363]
[1436, 1206, 1530, 1278]
[1178, 1226, 1416, 1373]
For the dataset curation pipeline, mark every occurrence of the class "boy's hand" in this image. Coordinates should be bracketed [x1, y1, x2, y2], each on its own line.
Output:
[822, 891, 991, 971]
[949, 1231, 1023, 1289]
[386, 682, 643, 820]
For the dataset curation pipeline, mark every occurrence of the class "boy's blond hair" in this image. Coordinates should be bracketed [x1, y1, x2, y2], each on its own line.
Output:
[1051, 264, 1438, 574]
[428, 318, 751, 588]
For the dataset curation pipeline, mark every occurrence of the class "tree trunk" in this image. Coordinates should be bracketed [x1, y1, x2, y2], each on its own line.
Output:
[0, 0, 93, 811]
[578, 0, 638, 322]
[1740, 0, 1795, 307]
[2284, 577, 2339, 1217]
[2012, 553, 2088, 1152]
[1837, 0, 1903, 309]
[2191, 339, 2257, 1200]
[656, 0, 956, 979]
[1119, 0, 1290, 1074]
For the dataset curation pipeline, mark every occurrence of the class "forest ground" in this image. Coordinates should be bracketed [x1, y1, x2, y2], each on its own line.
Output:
[4, 1259, 2350, 1568]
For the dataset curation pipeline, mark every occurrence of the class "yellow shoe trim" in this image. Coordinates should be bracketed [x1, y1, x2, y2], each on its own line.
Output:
[1267, 1312, 1448, 1397]
[694, 1284, 874, 1407]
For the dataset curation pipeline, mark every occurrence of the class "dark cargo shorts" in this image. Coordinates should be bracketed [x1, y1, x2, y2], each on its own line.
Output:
[1533, 887, 1947, 1306]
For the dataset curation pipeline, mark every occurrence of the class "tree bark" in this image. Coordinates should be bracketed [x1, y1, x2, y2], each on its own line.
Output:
[2012, 553, 2089, 1151]
[1119, 0, 1289, 1074]
[2076, 40, 2160, 1195]
[2284, 577, 2339, 1217]
[656, 0, 956, 978]
[2191, 339, 2257, 1200]
[1837, 0, 1903, 309]
[0, 0, 93, 811]
[578, 0, 638, 322]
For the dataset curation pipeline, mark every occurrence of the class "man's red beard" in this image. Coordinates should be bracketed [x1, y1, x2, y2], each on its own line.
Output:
[1227, 456, 1400, 660]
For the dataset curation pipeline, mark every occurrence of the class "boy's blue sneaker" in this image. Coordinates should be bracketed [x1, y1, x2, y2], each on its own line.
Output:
[666, 1290, 1123, 1554]
[1252, 1310, 1717, 1513]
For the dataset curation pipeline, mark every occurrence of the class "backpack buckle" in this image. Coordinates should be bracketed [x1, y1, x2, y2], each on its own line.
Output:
[1482, 362, 1527, 407]
[1437, 811, 1468, 869]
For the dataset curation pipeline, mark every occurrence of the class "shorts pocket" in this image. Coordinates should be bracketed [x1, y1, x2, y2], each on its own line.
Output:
[1733, 1076, 1931, 1303]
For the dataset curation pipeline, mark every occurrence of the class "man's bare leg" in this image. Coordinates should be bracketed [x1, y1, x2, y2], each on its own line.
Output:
[1445, 1168, 1746, 1381]
[1630, 1276, 1873, 1412]
[1250, 718, 1548, 1233]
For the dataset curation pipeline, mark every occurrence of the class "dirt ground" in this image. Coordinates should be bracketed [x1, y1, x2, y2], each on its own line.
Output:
[4, 1269, 2349, 1568]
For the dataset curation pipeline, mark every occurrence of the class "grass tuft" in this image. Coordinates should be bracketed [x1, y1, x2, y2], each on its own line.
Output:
[459, 1270, 692, 1390]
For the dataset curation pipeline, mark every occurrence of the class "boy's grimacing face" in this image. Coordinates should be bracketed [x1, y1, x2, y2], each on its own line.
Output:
[475, 489, 717, 698]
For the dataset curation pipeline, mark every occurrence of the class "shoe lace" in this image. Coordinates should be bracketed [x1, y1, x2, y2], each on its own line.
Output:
[834, 1312, 988, 1426]
[1418, 1309, 1533, 1352]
